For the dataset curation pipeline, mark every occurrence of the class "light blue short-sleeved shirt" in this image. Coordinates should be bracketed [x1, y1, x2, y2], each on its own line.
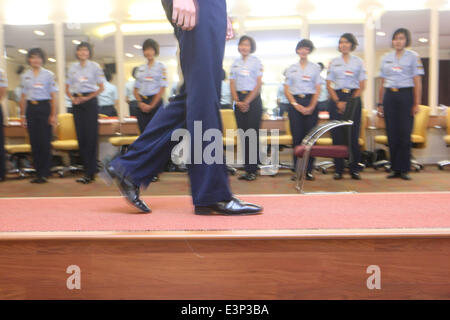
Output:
[98, 81, 118, 106]
[126, 80, 136, 102]
[326, 55, 367, 90]
[379, 50, 425, 88]
[134, 62, 168, 97]
[220, 80, 232, 105]
[230, 55, 263, 92]
[285, 61, 322, 95]
[318, 76, 328, 102]
[67, 60, 105, 94]
[0, 68, 8, 88]
[277, 84, 289, 104]
[21, 68, 58, 100]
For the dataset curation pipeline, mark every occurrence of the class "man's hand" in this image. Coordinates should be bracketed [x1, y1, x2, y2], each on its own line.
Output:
[173, 0, 197, 31]
[303, 105, 315, 116]
[139, 102, 151, 113]
[337, 101, 347, 114]
[226, 16, 234, 40]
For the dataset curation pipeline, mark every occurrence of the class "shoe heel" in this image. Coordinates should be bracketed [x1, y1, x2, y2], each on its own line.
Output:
[194, 207, 215, 215]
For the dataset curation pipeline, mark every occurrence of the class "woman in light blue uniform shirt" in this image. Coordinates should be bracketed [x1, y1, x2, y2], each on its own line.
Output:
[19, 48, 58, 184]
[66, 42, 105, 184]
[284, 39, 322, 181]
[134, 39, 168, 134]
[0, 68, 7, 182]
[230, 35, 264, 181]
[378, 28, 424, 181]
[98, 68, 118, 117]
[327, 33, 367, 181]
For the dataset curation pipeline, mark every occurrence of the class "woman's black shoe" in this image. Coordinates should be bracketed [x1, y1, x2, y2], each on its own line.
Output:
[306, 173, 315, 181]
[333, 173, 343, 180]
[238, 173, 257, 181]
[30, 177, 48, 184]
[151, 176, 159, 182]
[400, 173, 412, 181]
[76, 175, 95, 184]
[387, 172, 401, 179]
[351, 172, 361, 180]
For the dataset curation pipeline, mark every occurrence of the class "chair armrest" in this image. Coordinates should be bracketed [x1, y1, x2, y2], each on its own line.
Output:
[301, 120, 354, 147]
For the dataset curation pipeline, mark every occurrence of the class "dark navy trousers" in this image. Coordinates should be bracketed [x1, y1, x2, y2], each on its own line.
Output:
[26, 101, 53, 178]
[73, 96, 99, 176]
[234, 92, 263, 174]
[137, 95, 162, 134]
[111, 0, 233, 206]
[288, 95, 319, 173]
[383, 88, 414, 173]
[328, 91, 362, 174]
[0, 105, 5, 179]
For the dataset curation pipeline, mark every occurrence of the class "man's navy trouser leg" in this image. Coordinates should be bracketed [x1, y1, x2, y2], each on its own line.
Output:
[111, 0, 233, 206]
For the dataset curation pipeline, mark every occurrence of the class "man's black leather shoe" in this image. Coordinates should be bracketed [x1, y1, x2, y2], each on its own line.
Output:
[31, 177, 48, 184]
[76, 175, 95, 184]
[387, 172, 401, 179]
[400, 173, 412, 181]
[103, 161, 151, 213]
[306, 173, 315, 181]
[195, 197, 263, 216]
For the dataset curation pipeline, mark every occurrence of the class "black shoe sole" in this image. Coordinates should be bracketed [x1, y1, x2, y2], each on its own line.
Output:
[195, 207, 263, 216]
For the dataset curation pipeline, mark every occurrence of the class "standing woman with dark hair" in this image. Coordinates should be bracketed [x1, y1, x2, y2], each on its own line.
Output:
[284, 39, 322, 181]
[20, 48, 58, 184]
[134, 38, 168, 134]
[230, 35, 264, 181]
[327, 33, 367, 180]
[66, 42, 105, 184]
[0, 68, 8, 182]
[378, 28, 424, 181]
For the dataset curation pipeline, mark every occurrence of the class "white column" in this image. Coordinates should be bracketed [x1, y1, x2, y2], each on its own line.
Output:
[364, 12, 376, 117]
[114, 21, 127, 120]
[300, 16, 310, 39]
[428, 5, 440, 114]
[54, 22, 66, 114]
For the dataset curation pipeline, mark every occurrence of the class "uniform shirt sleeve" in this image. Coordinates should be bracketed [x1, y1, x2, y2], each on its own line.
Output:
[95, 64, 106, 84]
[20, 73, 27, 97]
[326, 60, 336, 82]
[379, 55, 387, 79]
[358, 59, 368, 81]
[314, 65, 322, 86]
[229, 62, 237, 80]
[256, 58, 264, 77]
[0, 69, 8, 88]
[66, 64, 74, 86]
[113, 85, 118, 101]
[134, 67, 142, 89]
[412, 53, 425, 77]
[285, 66, 293, 87]
[160, 63, 168, 88]
[49, 72, 59, 93]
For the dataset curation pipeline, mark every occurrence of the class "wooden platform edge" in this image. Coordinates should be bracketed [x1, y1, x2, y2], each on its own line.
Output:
[1, 228, 450, 241]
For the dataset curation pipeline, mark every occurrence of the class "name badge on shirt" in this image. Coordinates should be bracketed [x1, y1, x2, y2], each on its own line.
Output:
[392, 66, 402, 73]
[240, 68, 250, 77]
[144, 76, 154, 82]
[344, 70, 354, 77]
[302, 75, 311, 82]
[79, 77, 89, 83]
[33, 83, 44, 89]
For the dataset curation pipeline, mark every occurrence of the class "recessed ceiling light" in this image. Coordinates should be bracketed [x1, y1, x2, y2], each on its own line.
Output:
[18, 49, 28, 55]
[376, 31, 386, 36]
[34, 30, 46, 36]
[133, 44, 142, 50]
[48, 58, 56, 63]
[419, 37, 428, 43]
[72, 40, 81, 45]
[125, 53, 134, 58]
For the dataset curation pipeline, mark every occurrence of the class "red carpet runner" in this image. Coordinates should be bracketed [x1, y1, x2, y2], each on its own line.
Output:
[0, 193, 449, 232]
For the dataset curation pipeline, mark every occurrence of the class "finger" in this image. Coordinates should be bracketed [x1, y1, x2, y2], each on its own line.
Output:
[188, 12, 196, 30]
[172, 6, 179, 24]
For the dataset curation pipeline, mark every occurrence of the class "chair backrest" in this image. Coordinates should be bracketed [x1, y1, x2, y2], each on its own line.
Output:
[360, 108, 368, 150]
[56, 113, 77, 141]
[220, 109, 238, 132]
[446, 108, 450, 135]
[412, 105, 430, 148]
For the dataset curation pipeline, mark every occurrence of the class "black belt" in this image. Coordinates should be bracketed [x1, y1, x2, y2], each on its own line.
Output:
[73, 92, 95, 97]
[295, 94, 313, 99]
[336, 88, 356, 94]
[386, 87, 413, 93]
[27, 100, 50, 105]
[238, 91, 251, 95]
[139, 94, 155, 101]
